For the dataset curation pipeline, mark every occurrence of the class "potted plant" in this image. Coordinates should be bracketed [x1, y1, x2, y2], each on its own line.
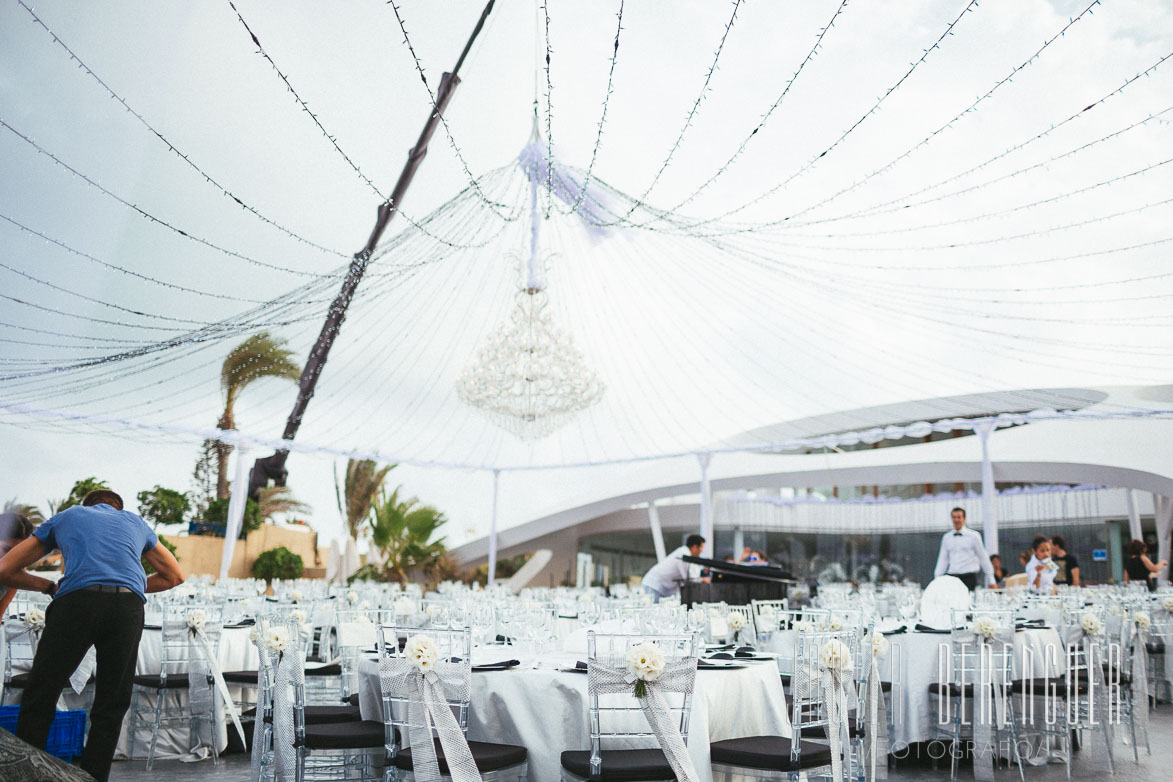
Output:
[251, 546, 304, 594]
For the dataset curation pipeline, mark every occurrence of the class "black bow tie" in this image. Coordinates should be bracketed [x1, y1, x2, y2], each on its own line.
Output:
[953, 532, 963, 536]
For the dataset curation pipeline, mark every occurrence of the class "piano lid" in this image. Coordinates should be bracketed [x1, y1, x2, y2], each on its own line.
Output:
[682, 555, 794, 582]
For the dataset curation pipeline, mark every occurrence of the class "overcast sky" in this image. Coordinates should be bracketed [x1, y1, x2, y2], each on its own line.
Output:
[2, 0, 1171, 552]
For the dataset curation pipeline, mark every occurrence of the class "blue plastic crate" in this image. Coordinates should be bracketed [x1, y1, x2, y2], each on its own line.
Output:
[0, 705, 86, 761]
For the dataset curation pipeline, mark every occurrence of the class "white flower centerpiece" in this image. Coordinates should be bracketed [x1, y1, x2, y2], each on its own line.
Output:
[793, 619, 814, 633]
[291, 609, 308, 626]
[405, 635, 440, 674]
[347, 591, 360, 605]
[24, 607, 46, 630]
[820, 639, 853, 673]
[871, 632, 890, 658]
[1134, 612, 1151, 631]
[972, 615, 999, 641]
[828, 615, 844, 632]
[1080, 612, 1104, 637]
[727, 612, 746, 643]
[186, 609, 207, 633]
[625, 642, 665, 698]
[289, 589, 303, 603]
[1162, 596, 1173, 614]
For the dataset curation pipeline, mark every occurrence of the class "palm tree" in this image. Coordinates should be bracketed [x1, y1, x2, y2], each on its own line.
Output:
[256, 485, 311, 524]
[335, 459, 395, 541]
[368, 487, 447, 583]
[216, 332, 301, 499]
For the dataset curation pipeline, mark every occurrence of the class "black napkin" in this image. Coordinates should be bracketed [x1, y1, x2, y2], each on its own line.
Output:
[471, 659, 520, 672]
[735, 646, 757, 658]
[708, 652, 734, 660]
[698, 660, 743, 669]
[707, 643, 735, 651]
[881, 626, 907, 636]
[914, 624, 951, 634]
[560, 660, 589, 673]
[229, 618, 256, 627]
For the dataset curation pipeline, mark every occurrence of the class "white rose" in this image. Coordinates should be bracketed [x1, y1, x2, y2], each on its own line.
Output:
[973, 615, 999, 640]
[872, 632, 890, 658]
[291, 609, 308, 626]
[727, 613, 746, 632]
[24, 607, 46, 629]
[1107, 603, 1123, 616]
[625, 642, 666, 683]
[266, 627, 290, 652]
[1162, 596, 1173, 613]
[289, 590, 303, 603]
[249, 626, 259, 643]
[394, 597, 416, 616]
[819, 639, 853, 672]
[347, 591, 360, 604]
[828, 615, 844, 631]
[1134, 612, 1151, 630]
[405, 635, 440, 673]
[758, 607, 778, 628]
[186, 609, 207, 631]
[793, 620, 813, 633]
[359, 600, 371, 611]
[1080, 613, 1103, 636]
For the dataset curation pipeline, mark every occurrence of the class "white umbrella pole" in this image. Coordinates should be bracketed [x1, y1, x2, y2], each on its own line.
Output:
[219, 441, 249, 581]
[488, 469, 500, 586]
[977, 421, 998, 556]
[698, 453, 713, 557]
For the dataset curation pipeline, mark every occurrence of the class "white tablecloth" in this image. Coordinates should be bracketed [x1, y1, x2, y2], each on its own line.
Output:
[357, 650, 791, 782]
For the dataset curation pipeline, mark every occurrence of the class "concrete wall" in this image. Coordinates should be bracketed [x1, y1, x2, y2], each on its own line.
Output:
[166, 524, 324, 579]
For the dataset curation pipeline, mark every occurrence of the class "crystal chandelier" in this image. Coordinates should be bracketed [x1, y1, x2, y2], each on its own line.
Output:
[456, 136, 605, 439]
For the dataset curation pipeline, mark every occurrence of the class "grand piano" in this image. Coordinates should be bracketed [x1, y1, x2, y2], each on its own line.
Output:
[678, 555, 806, 607]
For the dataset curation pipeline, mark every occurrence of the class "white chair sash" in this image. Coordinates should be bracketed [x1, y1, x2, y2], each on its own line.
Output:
[865, 646, 889, 782]
[793, 660, 852, 782]
[380, 657, 481, 782]
[188, 627, 247, 746]
[270, 646, 303, 781]
[587, 659, 699, 782]
[949, 628, 1011, 782]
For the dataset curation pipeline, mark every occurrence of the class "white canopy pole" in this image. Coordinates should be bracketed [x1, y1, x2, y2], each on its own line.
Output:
[698, 453, 713, 557]
[219, 439, 249, 581]
[1126, 490, 1143, 541]
[487, 469, 501, 586]
[976, 421, 998, 556]
[1154, 494, 1173, 586]
[647, 501, 667, 562]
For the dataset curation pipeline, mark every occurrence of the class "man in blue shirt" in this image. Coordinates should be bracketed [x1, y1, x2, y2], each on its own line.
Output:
[0, 489, 184, 781]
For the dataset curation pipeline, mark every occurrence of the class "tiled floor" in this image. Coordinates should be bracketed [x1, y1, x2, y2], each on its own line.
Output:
[108, 709, 1172, 781]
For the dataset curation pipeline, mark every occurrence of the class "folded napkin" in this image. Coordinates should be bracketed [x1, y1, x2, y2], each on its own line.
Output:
[471, 659, 520, 672]
[914, 624, 951, 634]
[706, 643, 735, 651]
[735, 646, 757, 657]
[698, 660, 743, 669]
[708, 652, 734, 660]
[881, 626, 907, 636]
[559, 661, 589, 673]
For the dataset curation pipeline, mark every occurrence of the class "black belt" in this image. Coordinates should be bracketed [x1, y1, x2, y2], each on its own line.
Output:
[82, 584, 135, 593]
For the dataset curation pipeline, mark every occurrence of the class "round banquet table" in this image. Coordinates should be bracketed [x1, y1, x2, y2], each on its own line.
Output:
[768, 626, 1065, 749]
[357, 649, 791, 782]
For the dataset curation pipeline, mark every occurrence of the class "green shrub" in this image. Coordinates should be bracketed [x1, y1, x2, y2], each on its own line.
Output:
[251, 546, 304, 583]
[202, 497, 262, 535]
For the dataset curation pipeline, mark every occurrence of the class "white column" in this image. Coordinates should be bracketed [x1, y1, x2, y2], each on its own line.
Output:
[1126, 490, 1143, 541]
[732, 527, 745, 560]
[219, 438, 249, 581]
[487, 470, 501, 586]
[647, 501, 667, 562]
[976, 421, 998, 556]
[698, 453, 713, 557]
[1154, 494, 1173, 586]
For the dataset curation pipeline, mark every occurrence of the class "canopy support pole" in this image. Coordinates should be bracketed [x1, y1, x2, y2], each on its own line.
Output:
[1154, 494, 1173, 586]
[647, 501, 666, 562]
[488, 469, 501, 586]
[1126, 490, 1143, 541]
[698, 453, 713, 557]
[977, 421, 998, 556]
[219, 439, 249, 581]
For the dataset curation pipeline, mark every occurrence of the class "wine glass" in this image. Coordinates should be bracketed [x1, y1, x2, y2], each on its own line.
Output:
[471, 603, 495, 647]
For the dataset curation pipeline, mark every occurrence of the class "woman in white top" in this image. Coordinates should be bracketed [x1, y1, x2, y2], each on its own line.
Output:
[1024, 534, 1058, 595]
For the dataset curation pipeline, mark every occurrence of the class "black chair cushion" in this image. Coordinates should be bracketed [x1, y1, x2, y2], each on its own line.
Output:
[301, 719, 385, 750]
[559, 748, 673, 781]
[1146, 640, 1165, 655]
[222, 670, 259, 684]
[397, 739, 527, 774]
[302, 705, 362, 724]
[345, 692, 360, 707]
[305, 663, 342, 677]
[1011, 678, 1088, 695]
[927, 682, 976, 697]
[133, 674, 193, 689]
[880, 681, 893, 692]
[799, 712, 865, 739]
[710, 736, 834, 771]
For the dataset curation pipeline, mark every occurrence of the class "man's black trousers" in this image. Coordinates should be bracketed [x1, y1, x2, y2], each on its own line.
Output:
[16, 589, 144, 782]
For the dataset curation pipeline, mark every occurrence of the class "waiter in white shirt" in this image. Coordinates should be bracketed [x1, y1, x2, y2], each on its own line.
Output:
[933, 507, 995, 591]
[642, 534, 708, 602]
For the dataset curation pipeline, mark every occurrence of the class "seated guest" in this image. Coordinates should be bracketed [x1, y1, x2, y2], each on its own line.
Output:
[989, 554, 1006, 588]
[1124, 539, 1167, 592]
[1050, 534, 1080, 586]
[1025, 534, 1058, 594]
[1018, 549, 1031, 569]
